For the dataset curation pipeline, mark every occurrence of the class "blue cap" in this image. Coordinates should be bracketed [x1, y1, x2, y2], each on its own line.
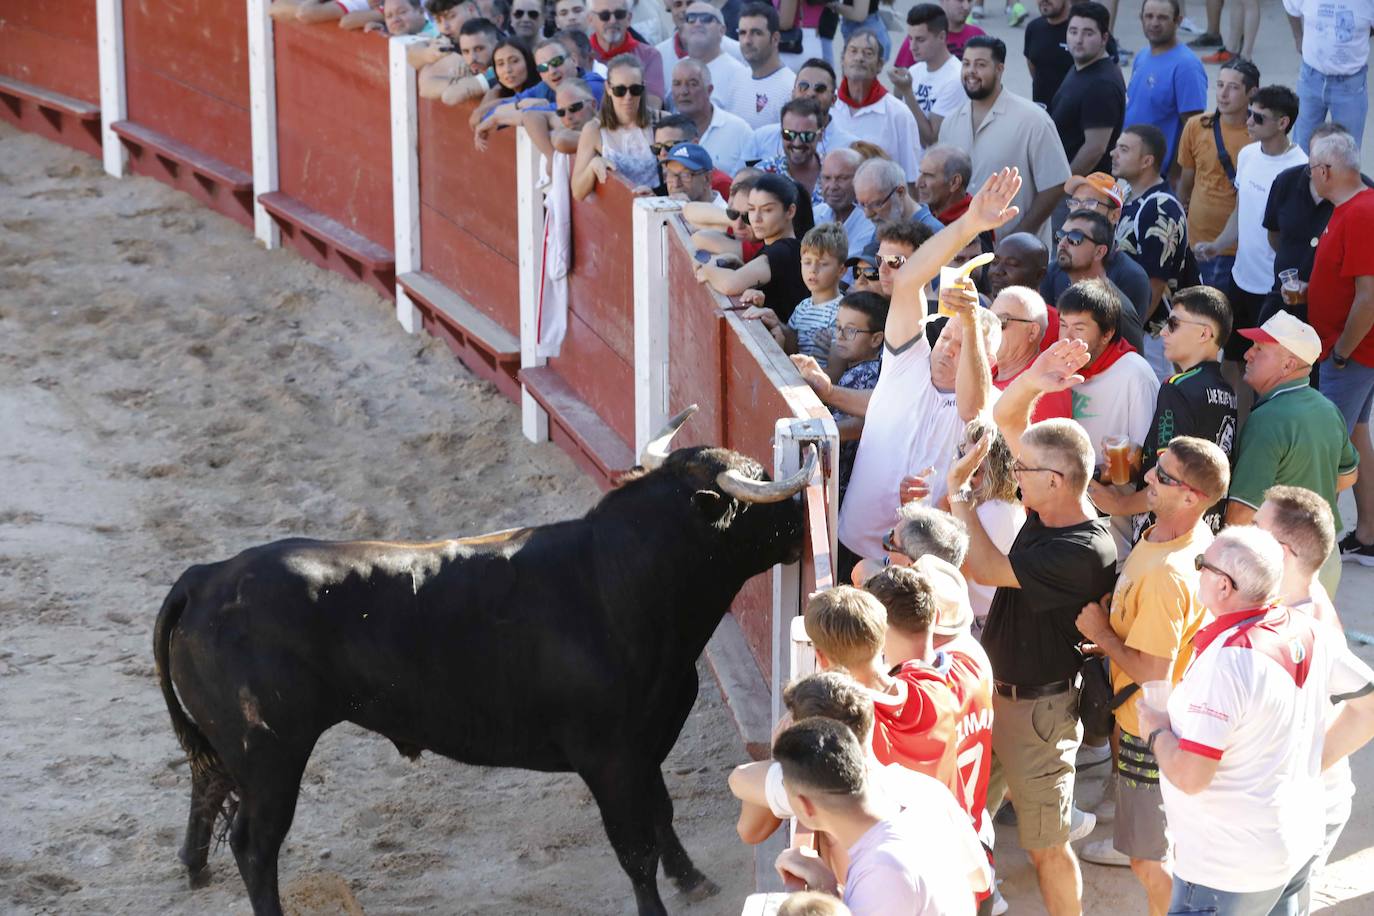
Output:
[663, 143, 713, 172]
[845, 239, 880, 269]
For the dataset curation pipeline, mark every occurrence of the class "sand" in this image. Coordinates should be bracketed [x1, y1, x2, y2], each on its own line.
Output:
[0, 122, 756, 915]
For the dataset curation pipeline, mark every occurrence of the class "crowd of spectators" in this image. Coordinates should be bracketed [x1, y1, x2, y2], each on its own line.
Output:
[277, 0, 1374, 912]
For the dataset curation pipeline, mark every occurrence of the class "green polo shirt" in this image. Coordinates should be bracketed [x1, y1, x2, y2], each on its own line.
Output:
[1229, 377, 1359, 526]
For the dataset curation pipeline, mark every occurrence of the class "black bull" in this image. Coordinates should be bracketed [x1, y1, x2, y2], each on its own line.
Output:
[154, 409, 816, 916]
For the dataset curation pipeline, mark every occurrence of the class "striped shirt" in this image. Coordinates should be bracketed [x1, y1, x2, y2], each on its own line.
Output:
[788, 294, 842, 364]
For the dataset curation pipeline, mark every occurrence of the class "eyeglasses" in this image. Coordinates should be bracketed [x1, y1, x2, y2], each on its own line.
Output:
[1153, 463, 1202, 495]
[1306, 162, 1333, 178]
[1164, 314, 1211, 334]
[781, 128, 818, 143]
[877, 254, 907, 270]
[1055, 228, 1100, 247]
[1067, 196, 1112, 211]
[859, 185, 898, 215]
[1011, 459, 1064, 477]
[595, 8, 630, 20]
[882, 528, 907, 555]
[1194, 553, 1237, 590]
[512, 7, 541, 17]
[683, 10, 722, 23]
[796, 80, 831, 94]
[836, 324, 877, 340]
[608, 82, 645, 97]
[536, 54, 567, 72]
[853, 266, 880, 281]
[997, 315, 1036, 329]
[725, 207, 745, 221]
[555, 100, 588, 117]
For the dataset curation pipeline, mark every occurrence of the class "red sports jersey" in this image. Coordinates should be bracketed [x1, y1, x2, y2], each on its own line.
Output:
[938, 648, 995, 836]
[870, 662, 961, 800]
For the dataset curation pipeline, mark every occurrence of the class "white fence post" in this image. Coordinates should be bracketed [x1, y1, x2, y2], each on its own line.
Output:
[632, 197, 682, 457]
[515, 128, 549, 443]
[389, 35, 422, 333]
[246, 0, 279, 248]
[95, 0, 127, 177]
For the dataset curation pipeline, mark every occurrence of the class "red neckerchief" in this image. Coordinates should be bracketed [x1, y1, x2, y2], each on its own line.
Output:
[936, 194, 972, 224]
[591, 33, 639, 60]
[1078, 335, 1136, 381]
[1190, 605, 1279, 656]
[837, 77, 887, 109]
[673, 33, 686, 59]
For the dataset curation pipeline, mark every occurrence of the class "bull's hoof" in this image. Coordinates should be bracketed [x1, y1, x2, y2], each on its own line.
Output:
[186, 865, 212, 889]
[674, 874, 720, 903]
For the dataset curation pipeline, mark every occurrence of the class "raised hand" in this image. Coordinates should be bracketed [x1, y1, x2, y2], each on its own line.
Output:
[966, 167, 1023, 234]
[887, 67, 913, 98]
[1023, 338, 1092, 392]
[937, 278, 979, 320]
[946, 432, 992, 496]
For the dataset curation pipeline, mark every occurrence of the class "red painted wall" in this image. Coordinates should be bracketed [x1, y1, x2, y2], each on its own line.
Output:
[0, 1, 100, 103]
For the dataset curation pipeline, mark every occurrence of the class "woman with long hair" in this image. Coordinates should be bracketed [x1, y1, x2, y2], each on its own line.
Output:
[571, 54, 659, 198]
[954, 416, 1025, 632]
[470, 38, 542, 126]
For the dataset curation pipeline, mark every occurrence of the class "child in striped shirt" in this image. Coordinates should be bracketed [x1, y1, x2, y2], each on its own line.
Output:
[741, 222, 848, 366]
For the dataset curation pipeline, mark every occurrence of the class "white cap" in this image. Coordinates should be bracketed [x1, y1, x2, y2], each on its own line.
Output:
[1238, 309, 1322, 365]
[912, 555, 974, 637]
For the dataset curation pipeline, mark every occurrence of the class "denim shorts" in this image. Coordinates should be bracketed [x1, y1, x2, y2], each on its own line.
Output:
[1318, 355, 1374, 431]
[1168, 857, 1314, 916]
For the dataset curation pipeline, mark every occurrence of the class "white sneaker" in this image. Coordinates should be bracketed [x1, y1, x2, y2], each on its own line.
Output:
[1079, 837, 1132, 867]
[990, 886, 1010, 915]
[1179, 16, 1203, 33]
[1069, 806, 1097, 842]
[1076, 742, 1112, 770]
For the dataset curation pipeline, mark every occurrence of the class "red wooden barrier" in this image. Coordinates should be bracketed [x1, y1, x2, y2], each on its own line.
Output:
[113, 0, 253, 226]
[401, 98, 522, 400]
[521, 177, 639, 485]
[0, 2, 102, 156]
[267, 21, 394, 298]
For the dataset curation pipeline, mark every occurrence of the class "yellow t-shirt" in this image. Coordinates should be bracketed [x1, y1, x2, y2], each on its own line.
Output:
[1108, 522, 1214, 737]
[1177, 114, 1253, 256]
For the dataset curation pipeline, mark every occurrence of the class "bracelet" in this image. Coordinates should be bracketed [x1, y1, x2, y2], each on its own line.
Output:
[1147, 726, 1169, 753]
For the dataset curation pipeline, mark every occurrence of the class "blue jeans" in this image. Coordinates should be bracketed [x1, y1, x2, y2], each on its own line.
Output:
[1318, 355, 1374, 431]
[1198, 255, 1235, 291]
[1168, 857, 1314, 916]
[1294, 62, 1368, 153]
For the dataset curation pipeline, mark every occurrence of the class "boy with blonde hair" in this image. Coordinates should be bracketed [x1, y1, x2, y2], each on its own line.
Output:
[743, 222, 849, 363]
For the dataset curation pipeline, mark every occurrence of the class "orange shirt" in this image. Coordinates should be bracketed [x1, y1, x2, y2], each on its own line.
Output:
[1177, 114, 1253, 255]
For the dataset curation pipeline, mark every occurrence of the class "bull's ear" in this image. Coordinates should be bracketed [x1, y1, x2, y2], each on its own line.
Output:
[692, 489, 736, 529]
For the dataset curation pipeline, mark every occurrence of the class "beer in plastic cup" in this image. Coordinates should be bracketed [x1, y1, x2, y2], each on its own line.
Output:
[1280, 268, 1302, 305]
[937, 254, 995, 317]
[1103, 435, 1132, 486]
[1141, 680, 1172, 711]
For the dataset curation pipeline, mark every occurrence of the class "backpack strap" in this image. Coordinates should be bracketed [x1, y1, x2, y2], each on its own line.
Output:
[1212, 116, 1237, 184]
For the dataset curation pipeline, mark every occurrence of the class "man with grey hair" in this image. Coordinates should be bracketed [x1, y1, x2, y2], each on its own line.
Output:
[829, 29, 923, 184]
[1305, 129, 1374, 570]
[916, 144, 976, 226]
[654, 0, 746, 95]
[853, 158, 943, 234]
[851, 501, 969, 587]
[813, 148, 875, 257]
[990, 287, 1071, 422]
[1138, 523, 1374, 915]
[661, 2, 748, 109]
[670, 58, 754, 175]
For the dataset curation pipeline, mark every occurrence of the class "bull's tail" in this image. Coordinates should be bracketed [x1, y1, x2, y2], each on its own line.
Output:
[153, 573, 234, 797]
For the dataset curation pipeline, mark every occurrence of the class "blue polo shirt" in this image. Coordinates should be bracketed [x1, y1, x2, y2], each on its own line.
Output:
[1124, 43, 1208, 171]
[515, 71, 605, 105]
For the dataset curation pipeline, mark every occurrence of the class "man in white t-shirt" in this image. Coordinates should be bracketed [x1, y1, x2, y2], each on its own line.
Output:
[888, 3, 964, 157]
[1138, 525, 1374, 915]
[1284, 0, 1372, 152]
[654, 0, 745, 93]
[724, 4, 797, 129]
[830, 28, 923, 183]
[769, 717, 983, 915]
[671, 58, 754, 174]
[1195, 86, 1307, 357]
[838, 170, 1020, 568]
[659, 2, 749, 109]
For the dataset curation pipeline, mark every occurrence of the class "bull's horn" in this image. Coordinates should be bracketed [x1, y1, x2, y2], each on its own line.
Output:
[639, 404, 699, 470]
[716, 444, 818, 504]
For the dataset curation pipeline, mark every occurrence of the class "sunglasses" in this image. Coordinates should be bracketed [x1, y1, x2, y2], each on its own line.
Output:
[608, 82, 645, 97]
[836, 324, 877, 340]
[683, 10, 721, 23]
[725, 207, 745, 221]
[998, 314, 1036, 329]
[1246, 108, 1267, 124]
[595, 8, 629, 19]
[1165, 314, 1211, 334]
[853, 266, 881, 281]
[882, 528, 906, 555]
[1055, 228, 1100, 247]
[536, 54, 567, 72]
[1194, 553, 1237, 590]
[512, 7, 541, 16]
[650, 141, 675, 156]
[1154, 463, 1201, 495]
[877, 253, 907, 270]
[796, 79, 831, 94]
[555, 100, 588, 117]
[781, 128, 818, 143]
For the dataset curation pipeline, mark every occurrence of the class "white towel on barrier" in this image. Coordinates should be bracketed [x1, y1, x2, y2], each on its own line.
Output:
[537, 151, 572, 359]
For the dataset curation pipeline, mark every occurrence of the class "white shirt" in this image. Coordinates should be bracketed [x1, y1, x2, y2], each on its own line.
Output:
[839, 335, 997, 559]
[1282, 0, 1373, 75]
[722, 64, 798, 130]
[1072, 352, 1160, 465]
[905, 55, 964, 159]
[1163, 607, 1374, 893]
[1231, 142, 1308, 294]
[813, 200, 876, 257]
[830, 93, 924, 182]
[750, 120, 861, 162]
[654, 33, 747, 96]
[698, 105, 755, 175]
[846, 809, 979, 916]
[968, 500, 1026, 623]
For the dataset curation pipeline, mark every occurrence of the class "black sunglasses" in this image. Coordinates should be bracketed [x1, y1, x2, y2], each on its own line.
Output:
[608, 82, 645, 97]
[555, 100, 587, 117]
[1194, 553, 1237, 590]
[726, 207, 745, 221]
[1155, 463, 1202, 495]
[1055, 228, 1100, 247]
[651, 141, 674, 156]
[595, 8, 629, 19]
[796, 79, 831, 93]
[882, 528, 906, 555]
[536, 54, 566, 72]
[512, 7, 541, 16]
[1246, 107, 1266, 124]
[683, 10, 721, 23]
[781, 128, 818, 143]
[1165, 314, 1211, 334]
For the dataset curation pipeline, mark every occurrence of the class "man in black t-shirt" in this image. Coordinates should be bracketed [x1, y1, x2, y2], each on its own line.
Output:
[1024, 0, 1120, 108]
[1088, 286, 1237, 537]
[950, 338, 1117, 916]
[1048, 3, 1126, 177]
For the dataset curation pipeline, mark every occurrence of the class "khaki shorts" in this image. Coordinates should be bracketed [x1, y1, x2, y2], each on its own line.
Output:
[1113, 730, 1169, 861]
[988, 688, 1082, 850]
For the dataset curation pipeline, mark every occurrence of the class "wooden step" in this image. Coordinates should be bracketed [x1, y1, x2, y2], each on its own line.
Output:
[0, 75, 100, 122]
[398, 271, 520, 401]
[110, 120, 252, 193]
[518, 365, 635, 486]
[257, 191, 394, 273]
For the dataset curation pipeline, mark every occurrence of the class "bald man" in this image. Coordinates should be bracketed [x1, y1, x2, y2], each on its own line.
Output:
[814, 148, 876, 256]
[671, 57, 754, 175]
[991, 286, 1072, 421]
[986, 232, 1049, 299]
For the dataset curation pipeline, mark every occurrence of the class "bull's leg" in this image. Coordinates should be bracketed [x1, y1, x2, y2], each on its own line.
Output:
[177, 769, 232, 888]
[648, 769, 719, 901]
[579, 758, 668, 916]
[227, 751, 309, 916]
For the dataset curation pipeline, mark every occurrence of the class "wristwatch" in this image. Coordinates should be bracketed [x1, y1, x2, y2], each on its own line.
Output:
[1147, 726, 1170, 753]
[1333, 351, 1350, 369]
[949, 486, 974, 505]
